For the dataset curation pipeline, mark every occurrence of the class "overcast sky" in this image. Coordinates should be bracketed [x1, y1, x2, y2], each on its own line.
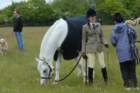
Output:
[0, 0, 54, 10]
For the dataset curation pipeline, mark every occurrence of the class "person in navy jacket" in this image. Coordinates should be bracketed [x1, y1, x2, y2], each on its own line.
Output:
[13, 9, 24, 50]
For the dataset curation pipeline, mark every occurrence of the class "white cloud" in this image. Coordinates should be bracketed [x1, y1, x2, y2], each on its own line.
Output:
[0, 0, 27, 9]
[0, 0, 12, 9]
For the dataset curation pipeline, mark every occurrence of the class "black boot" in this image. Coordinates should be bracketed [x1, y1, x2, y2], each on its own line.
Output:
[88, 67, 93, 84]
[101, 67, 108, 84]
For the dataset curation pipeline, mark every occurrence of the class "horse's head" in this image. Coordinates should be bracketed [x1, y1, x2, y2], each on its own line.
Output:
[36, 57, 53, 85]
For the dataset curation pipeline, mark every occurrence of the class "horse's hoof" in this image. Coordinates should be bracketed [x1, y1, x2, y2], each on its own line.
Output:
[40, 79, 48, 85]
[52, 81, 58, 85]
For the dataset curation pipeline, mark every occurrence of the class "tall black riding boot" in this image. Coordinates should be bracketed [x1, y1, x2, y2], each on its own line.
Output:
[88, 67, 93, 84]
[101, 67, 108, 83]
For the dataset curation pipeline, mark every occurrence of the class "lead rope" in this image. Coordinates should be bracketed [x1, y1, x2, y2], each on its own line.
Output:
[55, 54, 82, 82]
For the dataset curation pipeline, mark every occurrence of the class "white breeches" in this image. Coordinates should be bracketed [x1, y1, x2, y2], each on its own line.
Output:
[87, 52, 106, 68]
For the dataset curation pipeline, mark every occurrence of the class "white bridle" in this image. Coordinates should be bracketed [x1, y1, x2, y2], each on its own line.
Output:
[36, 57, 53, 80]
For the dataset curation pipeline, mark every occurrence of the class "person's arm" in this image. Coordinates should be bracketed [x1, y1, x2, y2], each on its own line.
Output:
[98, 23, 109, 48]
[81, 25, 88, 59]
[18, 17, 23, 30]
[128, 25, 137, 43]
[13, 17, 18, 31]
[82, 25, 87, 53]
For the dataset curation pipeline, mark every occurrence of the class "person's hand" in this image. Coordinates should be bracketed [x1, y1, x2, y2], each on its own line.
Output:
[81, 52, 88, 59]
[104, 44, 109, 48]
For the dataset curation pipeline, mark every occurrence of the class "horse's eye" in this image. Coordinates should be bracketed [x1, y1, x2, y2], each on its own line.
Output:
[43, 70, 47, 73]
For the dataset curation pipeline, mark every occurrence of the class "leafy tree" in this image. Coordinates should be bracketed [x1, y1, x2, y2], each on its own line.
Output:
[0, 0, 139, 25]
[96, 0, 130, 24]
[130, 0, 140, 17]
[51, 0, 89, 18]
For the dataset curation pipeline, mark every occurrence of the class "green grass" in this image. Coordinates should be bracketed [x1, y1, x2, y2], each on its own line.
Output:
[0, 25, 140, 93]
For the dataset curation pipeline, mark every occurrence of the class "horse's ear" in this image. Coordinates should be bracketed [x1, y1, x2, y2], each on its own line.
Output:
[35, 57, 40, 62]
[42, 57, 46, 61]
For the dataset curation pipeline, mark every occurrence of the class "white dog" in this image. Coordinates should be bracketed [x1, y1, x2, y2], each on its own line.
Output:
[0, 38, 8, 55]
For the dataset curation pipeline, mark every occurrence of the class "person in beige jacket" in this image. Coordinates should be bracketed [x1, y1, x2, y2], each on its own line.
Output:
[82, 8, 108, 84]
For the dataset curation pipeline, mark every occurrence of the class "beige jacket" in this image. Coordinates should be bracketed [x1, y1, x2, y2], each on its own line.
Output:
[82, 22, 105, 53]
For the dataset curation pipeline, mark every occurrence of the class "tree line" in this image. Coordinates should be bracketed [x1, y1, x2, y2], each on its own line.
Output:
[0, 0, 140, 26]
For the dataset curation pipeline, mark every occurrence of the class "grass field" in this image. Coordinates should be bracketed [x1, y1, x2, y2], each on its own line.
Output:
[0, 25, 140, 93]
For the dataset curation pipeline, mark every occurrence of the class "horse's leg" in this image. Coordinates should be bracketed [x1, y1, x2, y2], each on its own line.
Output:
[74, 55, 85, 82]
[53, 52, 61, 84]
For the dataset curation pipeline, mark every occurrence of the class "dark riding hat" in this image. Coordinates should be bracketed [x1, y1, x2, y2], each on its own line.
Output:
[86, 8, 96, 18]
[113, 12, 124, 23]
